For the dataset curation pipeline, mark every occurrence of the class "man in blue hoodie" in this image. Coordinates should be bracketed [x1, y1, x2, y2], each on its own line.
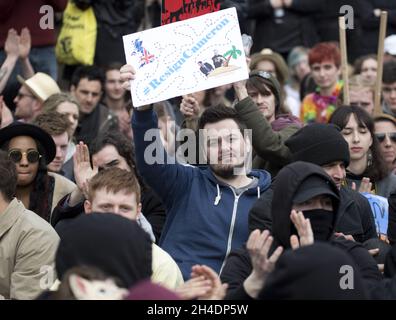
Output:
[125, 66, 272, 279]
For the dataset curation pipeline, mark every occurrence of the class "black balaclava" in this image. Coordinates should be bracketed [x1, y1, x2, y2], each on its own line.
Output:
[56, 213, 153, 289]
[270, 162, 340, 250]
[292, 175, 339, 242]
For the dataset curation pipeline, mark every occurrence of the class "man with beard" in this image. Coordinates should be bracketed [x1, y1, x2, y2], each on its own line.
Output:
[129, 86, 271, 279]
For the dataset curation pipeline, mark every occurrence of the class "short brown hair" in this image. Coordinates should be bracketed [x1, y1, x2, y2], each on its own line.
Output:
[33, 111, 71, 137]
[87, 167, 141, 204]
[0, 150, 17, 201]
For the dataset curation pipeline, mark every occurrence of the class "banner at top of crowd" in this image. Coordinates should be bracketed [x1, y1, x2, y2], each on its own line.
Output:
[161, 0, 220, 25]
[123, 7, 249, 108]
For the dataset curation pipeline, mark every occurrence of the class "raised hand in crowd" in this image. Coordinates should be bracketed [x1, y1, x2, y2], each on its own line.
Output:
[351, 177, 373, 194]
[0, 96, 13, 128]
[180, 94, 200, 118]
[290, 210, 314, 249]
[18, 28, 31, 60]
[233, 79, 248, 102]
[18, 28, 34, 78]
[4, 28, 19, 58]
[120, 64, 136, 91]
[175, 265, 227, 300]
[70, 142, 98, 205]
[243, 229, 283, 299]
[1, 29, 19, 93]
[190, 265, 227, 300]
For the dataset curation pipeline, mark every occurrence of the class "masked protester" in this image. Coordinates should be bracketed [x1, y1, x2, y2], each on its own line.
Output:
[221, 161, 382, 299]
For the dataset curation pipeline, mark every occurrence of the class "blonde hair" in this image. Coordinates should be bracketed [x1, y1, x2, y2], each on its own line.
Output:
[43, 92, 80, 115]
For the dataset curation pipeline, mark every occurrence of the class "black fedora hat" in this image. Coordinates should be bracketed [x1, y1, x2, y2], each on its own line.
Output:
[0, 121, 56, 164]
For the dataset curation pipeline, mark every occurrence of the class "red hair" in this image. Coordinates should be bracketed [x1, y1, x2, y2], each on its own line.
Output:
[309, 42, 341, 68]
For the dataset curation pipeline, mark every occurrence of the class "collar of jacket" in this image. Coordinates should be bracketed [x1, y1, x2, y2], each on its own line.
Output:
[0, 198, 24, 238]
[203, 167, 272, 195]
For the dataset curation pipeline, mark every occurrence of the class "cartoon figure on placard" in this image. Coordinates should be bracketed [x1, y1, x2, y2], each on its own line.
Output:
[131, 38, 155, 68]
[203, 45, 243, 78]
[212, 49, 227, 68]
[198, 61, 214, 76]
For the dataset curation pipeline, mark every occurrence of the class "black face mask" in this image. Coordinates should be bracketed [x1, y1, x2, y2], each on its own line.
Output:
[302, 209, 335, 241]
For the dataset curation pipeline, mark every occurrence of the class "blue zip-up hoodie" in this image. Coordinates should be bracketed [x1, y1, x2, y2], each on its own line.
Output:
[132, 108, 271, 279]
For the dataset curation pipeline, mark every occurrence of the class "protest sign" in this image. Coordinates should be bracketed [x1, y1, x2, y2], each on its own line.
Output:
[123, 7, 249, 107]
[362, 193, 389, 240]
[161, 0, 220, 25]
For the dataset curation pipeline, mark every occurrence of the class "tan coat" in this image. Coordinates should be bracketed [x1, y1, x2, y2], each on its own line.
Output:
[0, 198, 59, 300]
[48, 172, 76, 222]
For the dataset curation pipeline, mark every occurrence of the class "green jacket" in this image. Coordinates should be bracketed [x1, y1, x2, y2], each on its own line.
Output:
[235, 97, 301, 177]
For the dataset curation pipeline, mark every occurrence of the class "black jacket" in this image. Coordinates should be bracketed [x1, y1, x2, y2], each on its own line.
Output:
[221, 235, 382, 299]
[360, 0, 396, 56]
[388, 192, 396, 246]
[249, 185, 377, 243]
[220, 162, 381, 299]
[248, 0, 319, 55]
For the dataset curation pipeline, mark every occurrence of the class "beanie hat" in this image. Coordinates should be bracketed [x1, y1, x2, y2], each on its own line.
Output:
[249, 70, 281, 111]
[285, 123, 350, 167]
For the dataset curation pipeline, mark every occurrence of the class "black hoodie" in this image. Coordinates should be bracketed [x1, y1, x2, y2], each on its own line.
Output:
[259, 243, 368, 300]
[270, 161, 340, 249]
[221, 162, 382, 299]
[56, 213, 153, 289]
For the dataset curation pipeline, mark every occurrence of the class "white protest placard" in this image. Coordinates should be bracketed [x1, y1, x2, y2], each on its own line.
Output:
[122, 7, 248, 107]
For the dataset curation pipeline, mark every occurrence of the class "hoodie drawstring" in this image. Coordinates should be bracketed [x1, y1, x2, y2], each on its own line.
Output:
[257, 186, 260, 199]
[214, 184, 221, 205]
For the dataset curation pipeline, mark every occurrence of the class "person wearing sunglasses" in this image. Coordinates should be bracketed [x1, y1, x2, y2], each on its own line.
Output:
[374, 114, 396, 174]
[0, 122, 76, 223]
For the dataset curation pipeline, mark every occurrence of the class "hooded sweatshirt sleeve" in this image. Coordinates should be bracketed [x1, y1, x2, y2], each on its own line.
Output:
[234, 97, 294, 166]
[132, 108, 194, 206]
[388, 192, 396, 246]
[220, 247, 254, 300]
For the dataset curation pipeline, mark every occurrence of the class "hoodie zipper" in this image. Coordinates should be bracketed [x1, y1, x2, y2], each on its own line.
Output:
[219, 187, 242, 276]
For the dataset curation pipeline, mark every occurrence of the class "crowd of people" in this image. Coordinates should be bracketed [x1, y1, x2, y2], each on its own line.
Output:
[2, 0, 396, 301]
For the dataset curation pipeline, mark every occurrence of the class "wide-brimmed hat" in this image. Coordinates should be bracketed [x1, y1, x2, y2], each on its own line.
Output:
[17, 72, 60, 102]
[0, 122, 56, 164]
[250, 48, 289, 84]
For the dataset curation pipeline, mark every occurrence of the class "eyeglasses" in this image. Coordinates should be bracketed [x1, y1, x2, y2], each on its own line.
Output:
[8, 150, 41, 163]
[16, 92, 35, 100]
[375, 132, 396, 143]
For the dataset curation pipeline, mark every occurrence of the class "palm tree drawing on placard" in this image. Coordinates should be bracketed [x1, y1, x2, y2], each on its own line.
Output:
[223, 45, 242, 66]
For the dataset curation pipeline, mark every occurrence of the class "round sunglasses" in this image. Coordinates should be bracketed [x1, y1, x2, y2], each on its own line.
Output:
[8, 150, 41, 163]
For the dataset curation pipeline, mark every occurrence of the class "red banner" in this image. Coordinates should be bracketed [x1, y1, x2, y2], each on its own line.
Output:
[161, 0, 221, 25]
